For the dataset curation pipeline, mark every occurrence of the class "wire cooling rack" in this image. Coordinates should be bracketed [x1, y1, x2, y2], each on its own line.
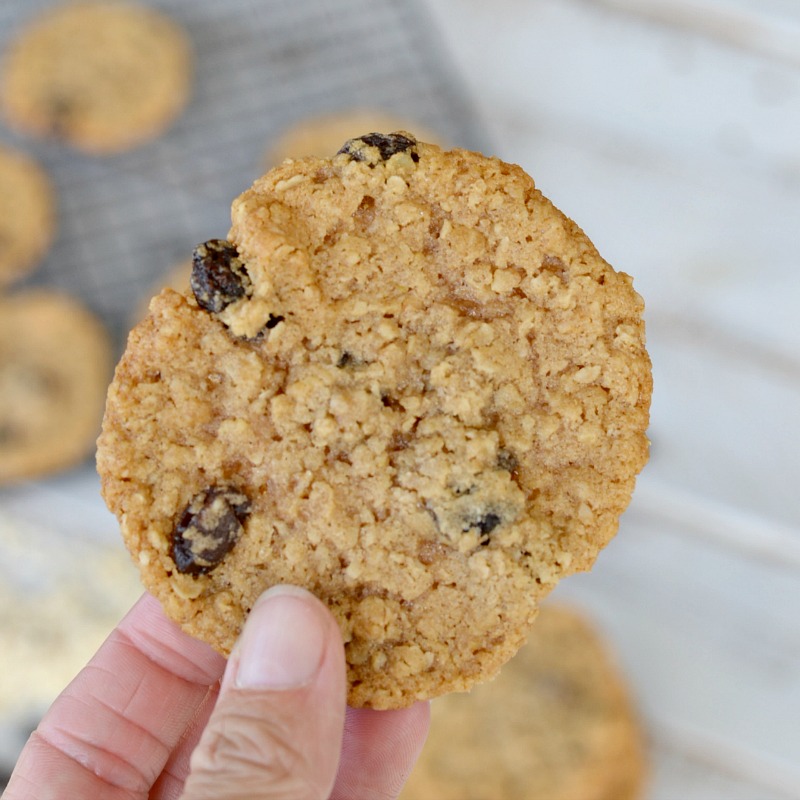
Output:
[0, 0, 487, 348]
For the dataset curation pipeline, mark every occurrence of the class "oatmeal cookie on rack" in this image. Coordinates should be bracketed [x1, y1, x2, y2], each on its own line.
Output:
[98, 133, 651, 708]
[1, 2, 192, 154]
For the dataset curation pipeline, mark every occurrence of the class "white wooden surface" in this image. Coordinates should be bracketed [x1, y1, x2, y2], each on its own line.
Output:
[418, 0, 800, 796]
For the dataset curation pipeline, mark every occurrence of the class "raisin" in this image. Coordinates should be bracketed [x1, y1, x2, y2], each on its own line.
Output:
[463, 511, 502, 546]
[171, 486, 251, 576]
[248, 313, 285, 343]
[476, 513, 502, 537]
[338, 132, 419, 166]
[191, 239, 251, 314]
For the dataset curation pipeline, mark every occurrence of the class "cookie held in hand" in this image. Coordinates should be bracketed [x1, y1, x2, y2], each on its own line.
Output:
[97, 134, 652, 708]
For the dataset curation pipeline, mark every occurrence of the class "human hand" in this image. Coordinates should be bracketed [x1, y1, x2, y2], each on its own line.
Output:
[4, 585, 429, 799]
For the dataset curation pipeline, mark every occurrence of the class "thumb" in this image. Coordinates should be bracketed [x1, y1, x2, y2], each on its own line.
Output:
[180, 585, 347, 800]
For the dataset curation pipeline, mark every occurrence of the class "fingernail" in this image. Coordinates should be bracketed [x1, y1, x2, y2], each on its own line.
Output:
[235, 586, 327, 690]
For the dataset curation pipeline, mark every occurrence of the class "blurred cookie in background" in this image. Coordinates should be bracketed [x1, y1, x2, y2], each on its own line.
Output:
[401, 604, 648, 800]
[0, 143, 56, 287]
[0, 1, 193, 154]
[264, 108, 443, 167]
[0, 289, 112, 483]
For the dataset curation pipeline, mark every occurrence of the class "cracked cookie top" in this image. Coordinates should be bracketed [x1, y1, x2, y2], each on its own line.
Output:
[97, 133, 651, 708]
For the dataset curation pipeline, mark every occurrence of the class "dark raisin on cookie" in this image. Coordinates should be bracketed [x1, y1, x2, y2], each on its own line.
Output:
[464, 511, 503, 545]
[338, 132, 419, 165]
[248, 313, 285, 343]
[171, 486, 251, 576]
[191, 239, 252, 314]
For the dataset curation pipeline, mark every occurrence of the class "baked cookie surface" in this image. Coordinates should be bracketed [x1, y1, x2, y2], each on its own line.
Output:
[0, 289, 112, 483]
[401, 604, 648, 800]
[97, 134, 651, 708]
[0, 143, 55, 287]
[0, 2, 192, 154]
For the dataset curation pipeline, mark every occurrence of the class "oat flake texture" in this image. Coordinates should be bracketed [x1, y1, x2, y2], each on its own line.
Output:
[97, 134, 652, 709]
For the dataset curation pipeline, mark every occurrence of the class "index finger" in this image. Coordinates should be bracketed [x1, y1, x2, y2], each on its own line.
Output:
[4, 593, 225, 800]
